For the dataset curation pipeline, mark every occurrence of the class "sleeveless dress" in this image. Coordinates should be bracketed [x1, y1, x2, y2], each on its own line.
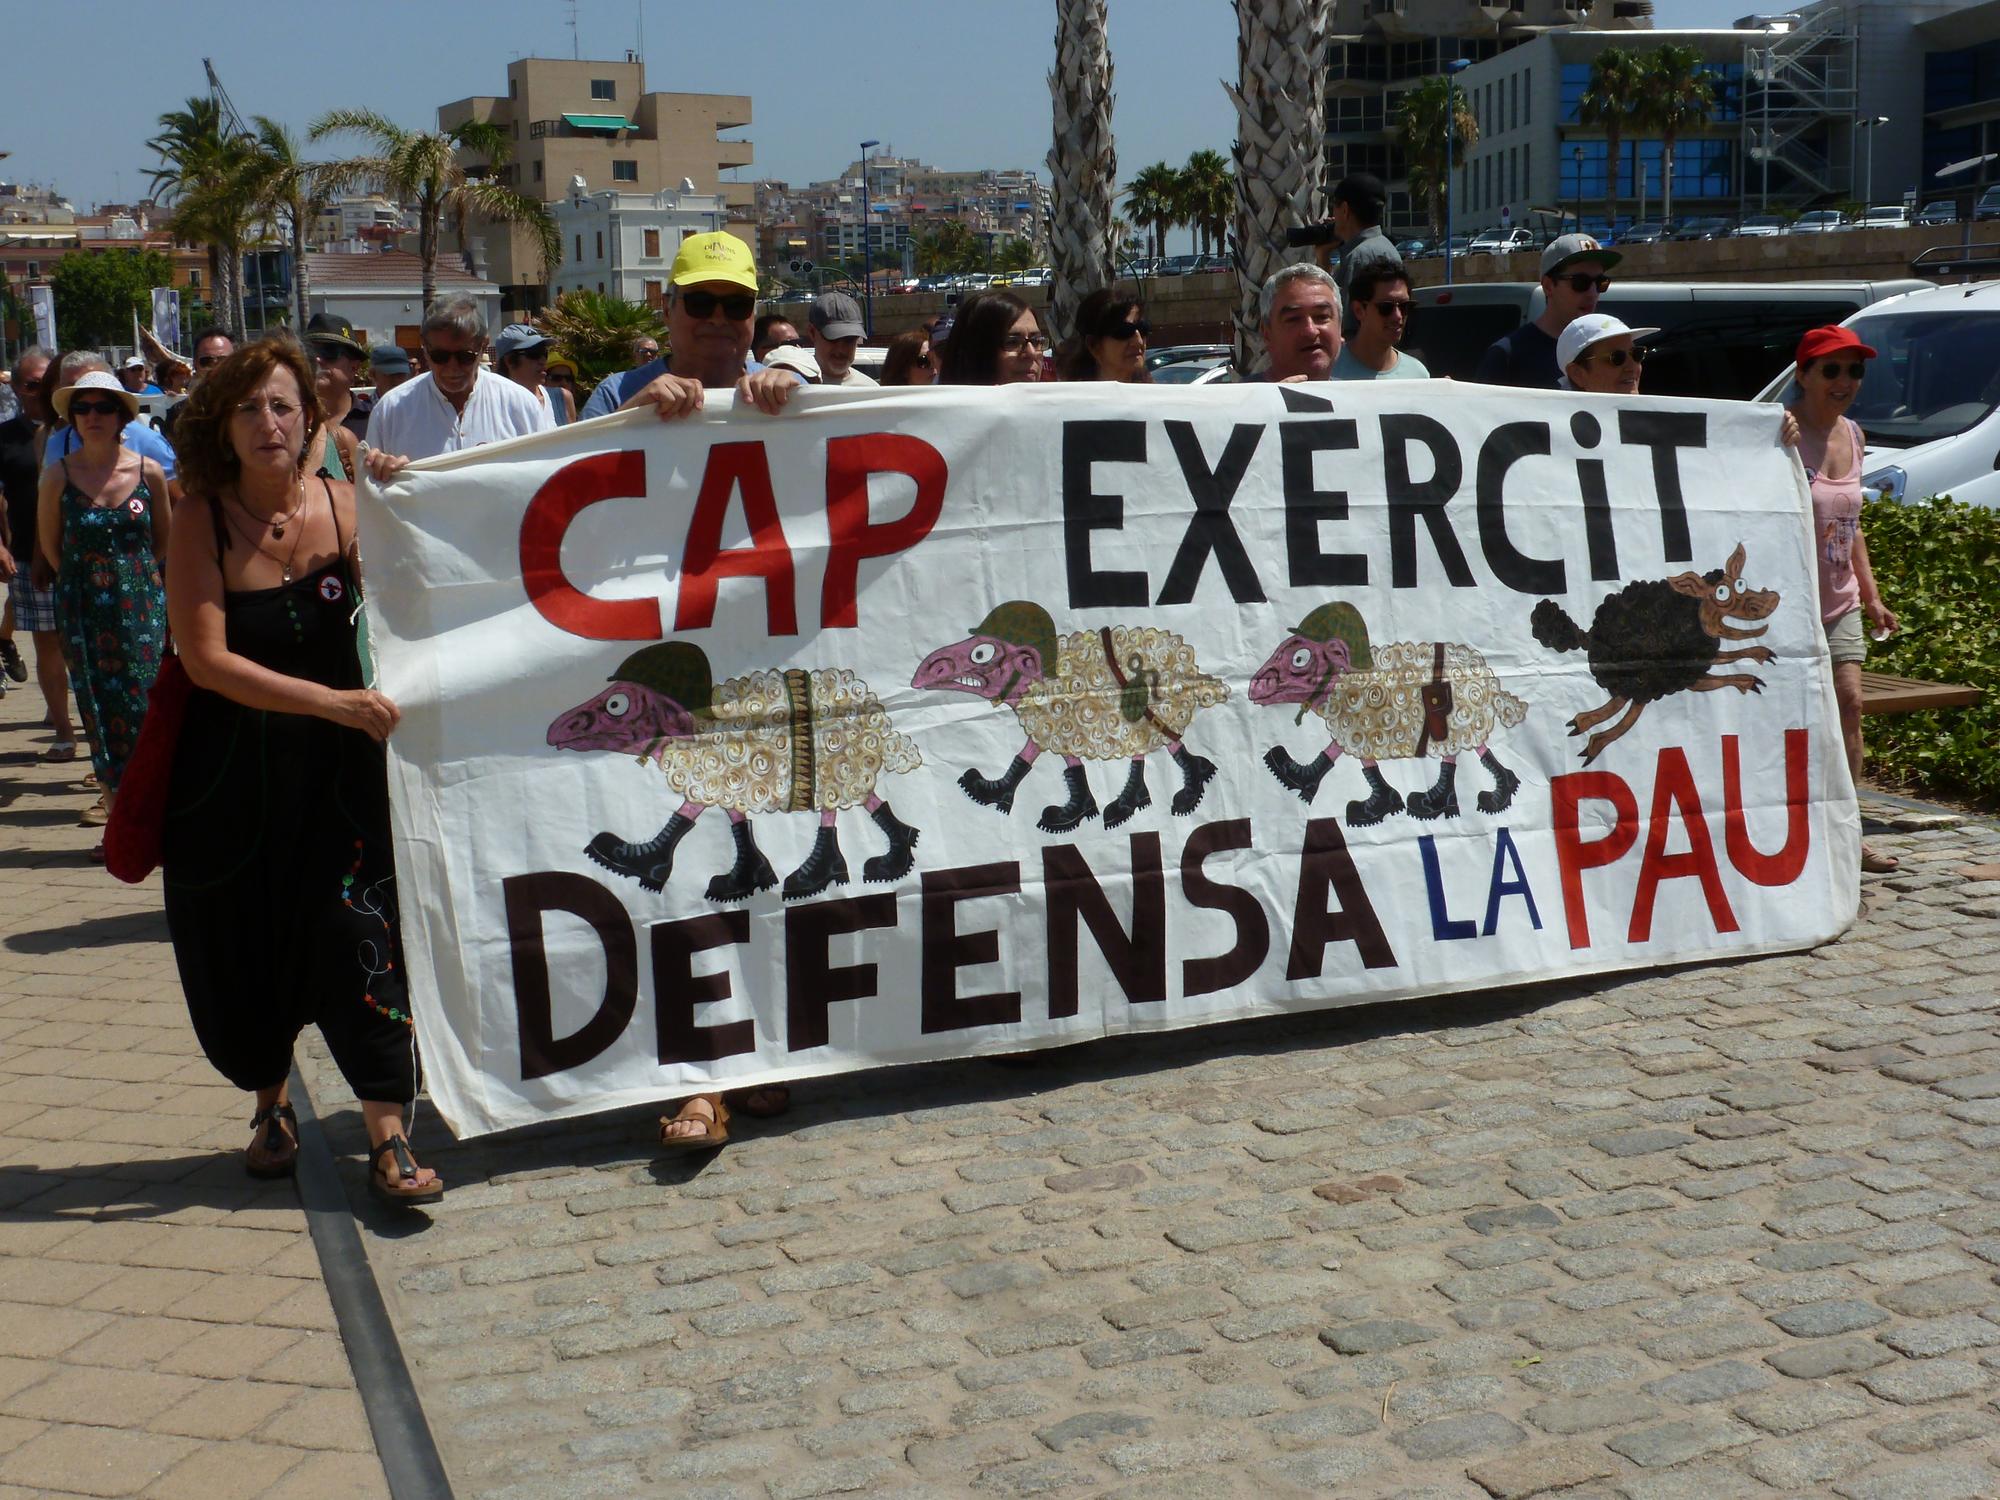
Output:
[53, 465, 167, 787]
[1806, 416, 1864, 625]
[161, 489, 417, 1103]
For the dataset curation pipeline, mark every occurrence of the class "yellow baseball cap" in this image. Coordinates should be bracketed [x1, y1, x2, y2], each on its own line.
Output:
[670, 231, 758, 293]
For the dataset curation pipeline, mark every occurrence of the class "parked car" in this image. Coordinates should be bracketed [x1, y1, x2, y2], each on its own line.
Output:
[1395, 237, 1435, 259]
[1156, 254, 1203, 276]
[1915, 199, 1958, 227]
[1754, 279, 2000, 508]
[1792, 210, 1847, 234]
[1465, 226, 1536, 256]
[1733, 214, 1790, 238]
[1668, 217, 1733, 241]
[1407, 277, 1930, 395]
[1148, 355, 1237, 385]
[1975, 185, 2000, 220]
[1620, 221, 1669, 245]
[1145, 343, 1233, 373]
[1852, 204, 1912, 231]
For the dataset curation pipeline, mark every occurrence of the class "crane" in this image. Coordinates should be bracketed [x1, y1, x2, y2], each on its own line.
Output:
[202, 58, 249, 139]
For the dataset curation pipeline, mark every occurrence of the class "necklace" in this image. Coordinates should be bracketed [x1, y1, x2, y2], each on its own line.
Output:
[231, 473, 308, 539]
[225, 481, 314, 584]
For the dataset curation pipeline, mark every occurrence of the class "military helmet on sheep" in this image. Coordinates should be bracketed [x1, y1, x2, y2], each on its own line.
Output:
[1293, 602, 1372, 672]
[611, 641, 715, 717]
[971, 600, 1059, 676]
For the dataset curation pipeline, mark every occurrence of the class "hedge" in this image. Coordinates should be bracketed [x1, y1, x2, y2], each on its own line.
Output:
[1859, 492, 2000, 804]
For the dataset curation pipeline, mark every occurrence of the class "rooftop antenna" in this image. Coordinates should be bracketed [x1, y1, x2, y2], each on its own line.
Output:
[566, 0, 579, 59]
[637, 0, 645, 62]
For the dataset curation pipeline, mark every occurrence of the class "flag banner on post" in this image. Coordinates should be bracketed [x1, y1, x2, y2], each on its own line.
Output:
[358, 383, 1858, 1138]
[29, 285, 55, 350]
[151, 287, 181, 353]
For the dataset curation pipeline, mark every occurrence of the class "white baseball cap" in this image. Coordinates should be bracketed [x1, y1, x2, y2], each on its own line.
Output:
[1557, 313, 1658, 372]
[119, 354, 148, 370]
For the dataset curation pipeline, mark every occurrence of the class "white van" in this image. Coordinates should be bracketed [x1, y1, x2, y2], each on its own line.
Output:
[1752, 279, 2000, 508]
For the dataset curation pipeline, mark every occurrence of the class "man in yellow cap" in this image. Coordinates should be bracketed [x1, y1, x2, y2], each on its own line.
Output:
[579, 231, 799, 420]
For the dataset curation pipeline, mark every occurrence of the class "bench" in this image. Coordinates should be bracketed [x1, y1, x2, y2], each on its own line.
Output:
[1860, 671, 1984, 716]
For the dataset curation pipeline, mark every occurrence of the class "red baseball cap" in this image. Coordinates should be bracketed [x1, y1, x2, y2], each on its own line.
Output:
[1795, 325, 1877, 366]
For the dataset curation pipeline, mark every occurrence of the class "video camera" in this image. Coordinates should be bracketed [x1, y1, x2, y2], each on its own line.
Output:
[1283, 222, 1341, 248]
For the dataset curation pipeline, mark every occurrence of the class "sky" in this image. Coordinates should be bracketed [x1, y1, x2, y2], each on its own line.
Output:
[10, 0, 1753, 239]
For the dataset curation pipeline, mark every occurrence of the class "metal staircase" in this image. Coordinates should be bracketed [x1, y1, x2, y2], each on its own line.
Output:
[1741, 6, 1858, 207]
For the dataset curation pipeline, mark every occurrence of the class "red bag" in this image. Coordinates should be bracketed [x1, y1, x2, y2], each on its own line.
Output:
[104, 653, 193, 884]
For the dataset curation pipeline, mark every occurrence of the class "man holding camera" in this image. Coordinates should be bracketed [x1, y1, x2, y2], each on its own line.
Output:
[1472, 234, 1619, 389]
[1288, 176, 1402, 338]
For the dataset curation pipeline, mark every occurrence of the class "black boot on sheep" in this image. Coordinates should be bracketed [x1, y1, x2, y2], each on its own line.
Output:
[1038, 765, 1099, 834]
[1169, 746, 1217, 815]
[1264, 746, 1334, 803]
[706, 819, 778, 903]
[960, 755, 1031, 813]
[1406, 759, 1460, 821]
[783, 825, 850, 901]
[587, 811, 694, 892]
[863, 802, 921, 883]
[1346, 765, 1404, 827]
[1101, 760, 1151, 830]
[1476, 750, 1521, 814]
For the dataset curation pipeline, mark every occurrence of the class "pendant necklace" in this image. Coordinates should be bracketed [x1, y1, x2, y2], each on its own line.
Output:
[232, 474, 307, 540]
[226, 480, 312, 584]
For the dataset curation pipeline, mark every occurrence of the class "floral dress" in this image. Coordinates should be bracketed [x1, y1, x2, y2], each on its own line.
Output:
[53, 465, 167, 787]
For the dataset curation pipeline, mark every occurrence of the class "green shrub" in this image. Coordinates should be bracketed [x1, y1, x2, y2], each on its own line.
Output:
[1859, 492, 2000, 803]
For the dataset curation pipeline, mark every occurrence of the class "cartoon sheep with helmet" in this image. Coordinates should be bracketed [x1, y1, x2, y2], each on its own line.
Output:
[912, 601, 1229, 835]
[546, 642, 922, 903]
[1250, 602, 1528, 827]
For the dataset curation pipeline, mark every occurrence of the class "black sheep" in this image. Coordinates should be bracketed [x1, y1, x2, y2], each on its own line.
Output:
[1530, 542, 1779, 764]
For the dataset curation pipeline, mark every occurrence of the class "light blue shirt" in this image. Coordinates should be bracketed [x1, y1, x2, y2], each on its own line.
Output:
[44, 420, 177, 480]
[1332, 346, 1431, 382]
[579, 357, 785, 420]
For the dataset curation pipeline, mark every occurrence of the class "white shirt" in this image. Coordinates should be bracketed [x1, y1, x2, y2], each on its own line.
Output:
[761, 347, 878, 387]
[364, 369, 553, 460]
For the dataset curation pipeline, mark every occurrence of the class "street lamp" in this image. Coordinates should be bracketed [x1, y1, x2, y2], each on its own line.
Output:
[1861, 115, 1889, 207]
[860, 139, 880, 337]
[1572, 145, 1585, 231]
[1443, 58, 1471, 286]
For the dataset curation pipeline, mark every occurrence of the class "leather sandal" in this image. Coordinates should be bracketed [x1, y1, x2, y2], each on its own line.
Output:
[660, 1093, 729, 1152]
[734, 1085, 790, 1118]
[1861, 844, 1900, 874]
[245, 1102, 299, 1179]
[369, 1134, 444, 1206]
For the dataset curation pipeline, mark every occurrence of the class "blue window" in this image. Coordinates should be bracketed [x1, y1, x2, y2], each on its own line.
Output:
[1561, 60, 1740, 125]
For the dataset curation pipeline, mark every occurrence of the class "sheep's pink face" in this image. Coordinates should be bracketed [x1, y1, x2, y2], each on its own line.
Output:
[1249, 635, 1350, 707]
[911, 636, 1044, 706]
[547, 681, 695, 753]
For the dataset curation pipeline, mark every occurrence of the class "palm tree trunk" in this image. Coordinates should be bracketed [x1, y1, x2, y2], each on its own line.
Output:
[1046, 0, 1117, 344]
[1605, 129, 1622, 225]
[1227, 0, 1329, 368]
[419, 195, 438, 316]
[292, 207, 310, 332]
[1661, 134, 1675, 224]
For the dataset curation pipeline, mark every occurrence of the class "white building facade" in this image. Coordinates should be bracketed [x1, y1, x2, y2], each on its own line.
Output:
[550, 179, 730, 306]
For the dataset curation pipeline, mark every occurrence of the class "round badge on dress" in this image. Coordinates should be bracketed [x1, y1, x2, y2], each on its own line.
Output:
[127, 497, 144, 515]
[320, 576, 345, 603]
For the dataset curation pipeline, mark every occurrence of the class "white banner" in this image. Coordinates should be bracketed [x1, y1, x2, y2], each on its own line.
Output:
[359, 382, 1858, 1138]
[29, 285, 55, 350]
[150, 287, 181, 353]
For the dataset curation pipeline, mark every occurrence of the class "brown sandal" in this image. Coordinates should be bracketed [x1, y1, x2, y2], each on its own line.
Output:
[369, 1134, 445, 1206]
[245, 1102, 299, 1179]
[660, 1093, 729, 1151]
[734, 1085, 790, 1118]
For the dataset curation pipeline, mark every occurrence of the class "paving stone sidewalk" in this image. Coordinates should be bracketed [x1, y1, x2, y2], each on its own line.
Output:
[0, 681, 392, 1499]
[299, 794, 2000, 1500]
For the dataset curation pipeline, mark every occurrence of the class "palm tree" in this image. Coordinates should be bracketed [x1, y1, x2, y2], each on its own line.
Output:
[1047, 0, 1117, 341]
[246, 118, 336, 332]
[995, 236, 1038, 274]
[536, 290, 666, 391]
[1228, 0, 1329, 365]
[1645, 46, 1716, 225]
[1578, 47, 1645, 225]
[914, 219, 981, 275]
[147, 96, 257, 338]
[1124, 161, 1182, 260]
[1179, 150, 1235, 257]
[1394, 77, 1477, 239]
[309, 110, 559, 314]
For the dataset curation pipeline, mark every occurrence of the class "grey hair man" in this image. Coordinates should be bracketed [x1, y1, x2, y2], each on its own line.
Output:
[364, 293, 553, 475]
[1258, 262, 1343, 382]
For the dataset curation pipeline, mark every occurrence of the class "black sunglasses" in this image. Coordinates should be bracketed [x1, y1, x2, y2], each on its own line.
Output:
[195, 354, 226, 368]
[1815, 360, 1867, 381]
[682, 290, 756, 320]
[1099, 317, 1150, 340]
[17, 378, 44, 391]
[424, 346, 481, 366]
[1560, 273, 1612, 294]
[1372, 299, 1413, 317]
[1581, 345, 1647, 368]
[69, 398, 126, 417]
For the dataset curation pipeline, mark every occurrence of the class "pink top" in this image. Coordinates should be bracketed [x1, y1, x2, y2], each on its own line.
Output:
[1802, 416, 1863, 624]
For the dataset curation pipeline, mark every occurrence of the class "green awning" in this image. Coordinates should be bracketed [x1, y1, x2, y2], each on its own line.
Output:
[562, 113, 629, 132]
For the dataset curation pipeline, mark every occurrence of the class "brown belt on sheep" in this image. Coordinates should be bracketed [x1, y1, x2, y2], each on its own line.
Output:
[1414, 642, 1454, 757]
[783, 668, 815, 813]
[1100, 628, 1175, 740]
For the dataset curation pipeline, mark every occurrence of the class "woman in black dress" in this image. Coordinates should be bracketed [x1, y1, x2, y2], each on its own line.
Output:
[163, 337, 441, 1205]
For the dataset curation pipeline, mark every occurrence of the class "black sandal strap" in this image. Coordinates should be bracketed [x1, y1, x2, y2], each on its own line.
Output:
[250, 1103, 298, 1140]
[371, 1133, 421, 1184]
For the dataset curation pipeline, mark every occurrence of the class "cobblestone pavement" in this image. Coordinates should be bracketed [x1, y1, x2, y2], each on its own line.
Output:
[298, 796, 2000, 1500]
[0, 682, 391, 1499]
